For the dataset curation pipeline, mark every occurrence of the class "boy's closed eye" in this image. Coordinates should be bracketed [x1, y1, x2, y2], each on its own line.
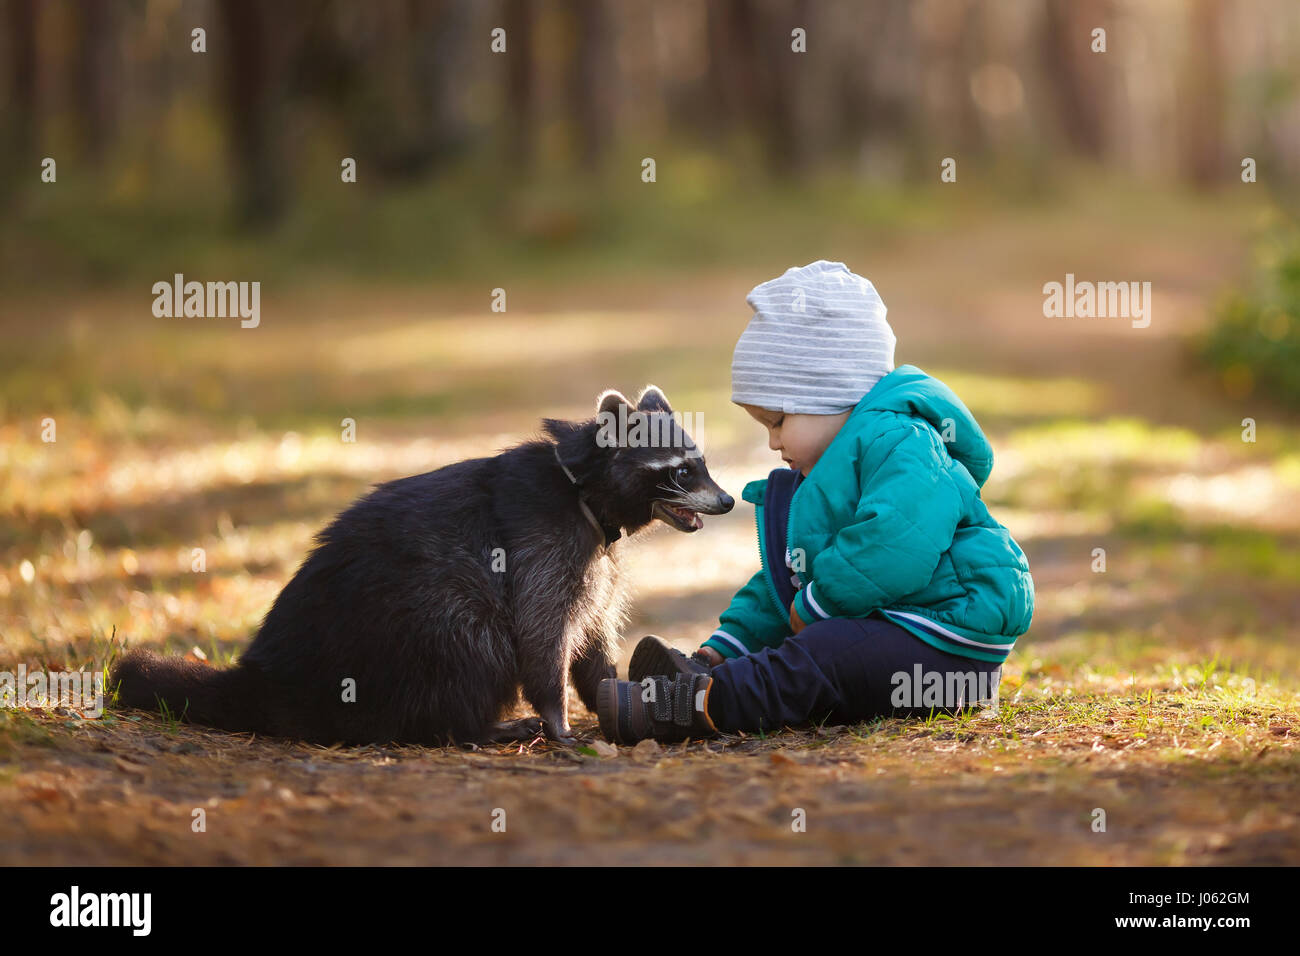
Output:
[743, 405, 782, 430]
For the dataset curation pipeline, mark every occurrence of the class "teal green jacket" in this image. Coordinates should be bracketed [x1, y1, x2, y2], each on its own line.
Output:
[704, 365, 1033, 664]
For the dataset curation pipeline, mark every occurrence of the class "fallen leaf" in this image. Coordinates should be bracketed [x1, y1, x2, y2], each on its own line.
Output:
[113, 757, 147, 777]
[632, 739, 662, 760]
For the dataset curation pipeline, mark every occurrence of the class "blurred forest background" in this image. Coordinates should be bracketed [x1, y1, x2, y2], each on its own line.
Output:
[3, 0, 1300, 282]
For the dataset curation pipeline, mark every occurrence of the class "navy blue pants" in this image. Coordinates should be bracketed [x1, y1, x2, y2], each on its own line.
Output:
[705, 613, 1002, 733]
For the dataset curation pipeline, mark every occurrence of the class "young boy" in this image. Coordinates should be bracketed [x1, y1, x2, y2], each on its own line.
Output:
[596, 260, 1034, 743]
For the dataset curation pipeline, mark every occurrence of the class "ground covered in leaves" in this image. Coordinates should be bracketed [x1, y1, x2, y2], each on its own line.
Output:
[2, 679, 1297, 865]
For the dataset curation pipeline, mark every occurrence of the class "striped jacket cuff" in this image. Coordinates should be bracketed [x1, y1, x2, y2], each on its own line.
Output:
[794, 583, 833, 624]
[703, 628, 751, 659]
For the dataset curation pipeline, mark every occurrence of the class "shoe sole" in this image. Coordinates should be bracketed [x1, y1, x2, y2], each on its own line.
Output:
[628, 636, 691, 683]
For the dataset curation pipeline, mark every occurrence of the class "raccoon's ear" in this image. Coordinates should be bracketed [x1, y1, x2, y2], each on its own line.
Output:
[636, 384, 672, 414]
[542, 417, 580, 443]
[597, 389, 632, 418]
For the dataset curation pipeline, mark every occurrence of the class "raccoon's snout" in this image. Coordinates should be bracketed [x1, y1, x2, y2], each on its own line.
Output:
[694, 483, 733, 515]
[691, 482, 733, 517]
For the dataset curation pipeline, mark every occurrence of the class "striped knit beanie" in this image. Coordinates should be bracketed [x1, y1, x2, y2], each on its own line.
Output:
[731, 260, 896, 414]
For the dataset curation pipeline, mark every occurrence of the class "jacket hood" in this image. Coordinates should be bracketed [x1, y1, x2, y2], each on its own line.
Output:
[855, 365, 994, 486]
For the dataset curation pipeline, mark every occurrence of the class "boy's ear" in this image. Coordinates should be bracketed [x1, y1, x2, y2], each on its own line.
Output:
[597, 388, 632, 418]
[636, 384, 672, 414]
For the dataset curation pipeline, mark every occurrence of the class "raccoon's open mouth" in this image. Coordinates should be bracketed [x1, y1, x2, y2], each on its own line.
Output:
[652, 501, 704, 532]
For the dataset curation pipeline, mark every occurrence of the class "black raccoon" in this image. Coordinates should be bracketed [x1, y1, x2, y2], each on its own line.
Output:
[109, 386, 732, 746]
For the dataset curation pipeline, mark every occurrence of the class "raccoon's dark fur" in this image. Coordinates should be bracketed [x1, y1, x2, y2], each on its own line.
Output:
[109, 386, 732, 746]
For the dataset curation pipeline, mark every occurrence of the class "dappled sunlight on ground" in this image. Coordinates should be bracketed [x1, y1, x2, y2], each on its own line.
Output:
[1155, 463, 1300, 530]
[1, 424, 522, 516]
[327, 311, 682, 374]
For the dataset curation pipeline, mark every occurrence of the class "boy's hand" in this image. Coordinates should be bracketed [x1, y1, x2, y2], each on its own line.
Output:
[698, 646, 726, 668]
[789, 602, 806, 634]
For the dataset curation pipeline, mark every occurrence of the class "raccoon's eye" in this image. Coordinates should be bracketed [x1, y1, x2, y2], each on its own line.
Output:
[674, 465, 691, 481]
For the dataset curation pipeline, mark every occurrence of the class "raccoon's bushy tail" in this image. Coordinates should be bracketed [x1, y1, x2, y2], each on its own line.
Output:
[109, 649, 264, 733]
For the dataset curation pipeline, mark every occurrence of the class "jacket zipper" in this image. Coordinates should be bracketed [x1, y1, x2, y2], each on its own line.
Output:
[787, 483, 801, 590]
[754, 502, 787, 619]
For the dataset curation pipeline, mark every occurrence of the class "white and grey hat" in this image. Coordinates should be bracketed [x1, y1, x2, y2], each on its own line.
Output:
[731, 260, 896, 414]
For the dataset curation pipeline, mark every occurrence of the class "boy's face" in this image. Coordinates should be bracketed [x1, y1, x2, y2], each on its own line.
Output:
[740, 404, 851, 476]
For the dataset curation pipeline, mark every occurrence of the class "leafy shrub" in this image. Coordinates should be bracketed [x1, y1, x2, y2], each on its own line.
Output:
[1200, 222, 1300, 406]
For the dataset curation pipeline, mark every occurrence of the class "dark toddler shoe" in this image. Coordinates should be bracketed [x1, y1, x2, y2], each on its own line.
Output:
[596, 673, 719, 744]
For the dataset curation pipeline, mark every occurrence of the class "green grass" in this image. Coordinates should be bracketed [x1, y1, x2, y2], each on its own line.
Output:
[3, 140, 961, 293]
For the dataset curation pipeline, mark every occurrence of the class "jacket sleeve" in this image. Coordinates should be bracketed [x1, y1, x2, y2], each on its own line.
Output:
[792, 422, 965, 624]
[702, 567, 792, 659]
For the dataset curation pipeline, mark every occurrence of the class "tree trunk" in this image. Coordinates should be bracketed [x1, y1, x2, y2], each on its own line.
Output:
[567, 0, 615, 172]
[1181, 0, 1226, 187]
[504, 0, 537, 172]
[75, 0, 119, 165]
[1042, 0, 1109, 160]
[6, 0, 39, 164]
[218, 0, 286, 228]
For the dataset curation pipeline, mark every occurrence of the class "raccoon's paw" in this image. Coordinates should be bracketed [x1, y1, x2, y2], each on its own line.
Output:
[539, 718, 583, 747]
[484, 716, 545, 743]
